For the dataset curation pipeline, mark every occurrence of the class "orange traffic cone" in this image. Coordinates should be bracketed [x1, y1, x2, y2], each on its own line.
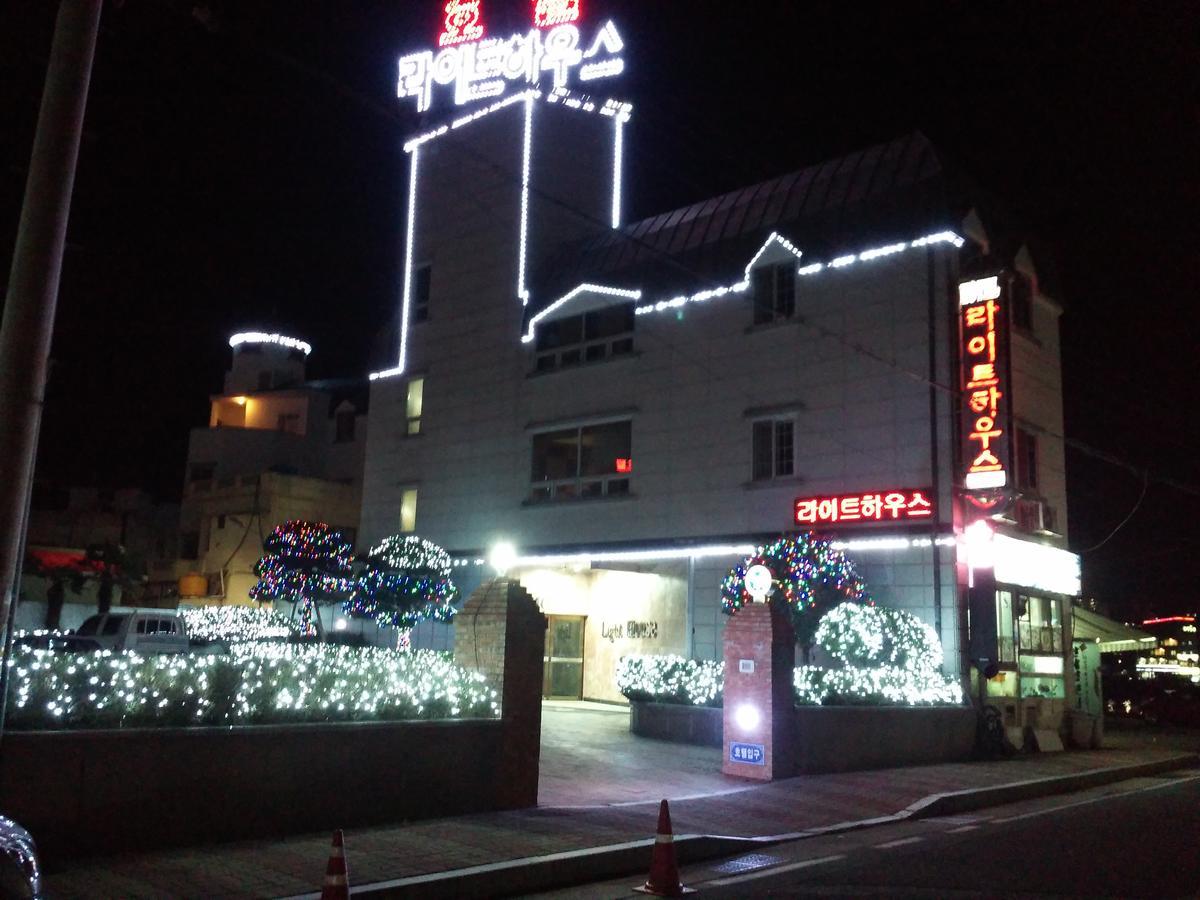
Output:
[634, 799, 695, 896]
[320, 829, 350, 900]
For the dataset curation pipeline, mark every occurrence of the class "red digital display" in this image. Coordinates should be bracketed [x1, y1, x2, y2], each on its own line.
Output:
[794, 489, 935, 527]
[615, 458, 632, 474]
[533, 0, 581, 27]
[439, 0, 485, 47]
[959, 275, 1011, 492]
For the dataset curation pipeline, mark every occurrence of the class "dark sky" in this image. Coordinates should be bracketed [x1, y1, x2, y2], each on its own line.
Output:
[2, 1, 1198, 618]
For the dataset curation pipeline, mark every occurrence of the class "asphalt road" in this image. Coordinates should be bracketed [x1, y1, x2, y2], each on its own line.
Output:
[537, 767, 1200, 899]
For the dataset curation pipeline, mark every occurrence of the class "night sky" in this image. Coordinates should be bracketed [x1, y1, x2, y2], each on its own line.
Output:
[2, 1, 1197, 619]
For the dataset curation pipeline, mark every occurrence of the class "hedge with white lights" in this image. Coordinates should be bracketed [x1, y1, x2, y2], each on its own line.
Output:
[617, 602, 962, 707]
[180, 605, 300, 643]
[6, 644, 497, 730]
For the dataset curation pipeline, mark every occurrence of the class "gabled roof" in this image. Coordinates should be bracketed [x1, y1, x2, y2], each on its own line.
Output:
[531, 131, 969, 318]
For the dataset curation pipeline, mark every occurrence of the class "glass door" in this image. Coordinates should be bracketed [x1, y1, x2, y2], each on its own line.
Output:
[543, 615, 585, 700]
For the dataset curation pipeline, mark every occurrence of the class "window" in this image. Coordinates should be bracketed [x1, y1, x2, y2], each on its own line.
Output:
[995, 590, 1016, 664]
[1016, 428, 1038, 491]
[1016, 593, 1062, 654]
[276, 413, 301, 434]
[534, 303, 634, 372]
[335, 410, 356, 443]
[531, 421, 632, 502]
[189, 462, 216, 483]
[101, 615, 127, 636]
[412, 264, 431, 322]
[752, 263, 796, 325]
[1011, 274, 1033, 334]
[406, 378, 424, 435]
[751, 419, 794, 480]
[399, 488, 418, 533]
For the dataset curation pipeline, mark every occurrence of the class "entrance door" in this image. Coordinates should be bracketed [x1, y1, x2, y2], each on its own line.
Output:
[543, 615, 585, 700]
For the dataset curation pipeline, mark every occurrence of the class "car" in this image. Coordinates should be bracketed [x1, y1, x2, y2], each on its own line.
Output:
[74, 610, 190, 654]
[0, 816, 41, 899]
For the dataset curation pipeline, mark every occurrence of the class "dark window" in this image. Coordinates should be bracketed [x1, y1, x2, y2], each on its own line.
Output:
[752, 419, 794, 480]
[752, 263, 796, 325]
[533, 304, 634, 372]
[1016, 428, 1038, 490]
[101, 615, 127, 636]
[531, 421, 632, 501]
[1011, 275, 1033, 333]
[413, 264, 432, 322]
[216, 514, 226, 530]
[335, 410, 356, 443]
[189, 462, 216, 483]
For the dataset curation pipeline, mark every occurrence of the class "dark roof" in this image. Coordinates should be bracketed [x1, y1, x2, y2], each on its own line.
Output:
[530, 131, 971, 314]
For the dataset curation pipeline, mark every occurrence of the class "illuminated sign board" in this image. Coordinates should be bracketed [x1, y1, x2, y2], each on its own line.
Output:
[959, 275, 1012, 492]
[399, 1, 625, 113]
[794, 489, 934, 527]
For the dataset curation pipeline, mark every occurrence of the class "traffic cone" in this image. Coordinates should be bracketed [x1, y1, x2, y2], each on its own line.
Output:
[634, 799, 695, 895]
[320, 829, 349, 900]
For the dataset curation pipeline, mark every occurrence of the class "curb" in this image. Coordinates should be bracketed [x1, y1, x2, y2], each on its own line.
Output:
[277, 752, 1198, 899]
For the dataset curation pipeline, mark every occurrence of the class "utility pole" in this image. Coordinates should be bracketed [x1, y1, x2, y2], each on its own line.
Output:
[0, 1, 104, 646]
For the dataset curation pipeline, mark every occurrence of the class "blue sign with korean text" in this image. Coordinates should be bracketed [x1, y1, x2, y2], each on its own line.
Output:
[729, 742, 765, 765]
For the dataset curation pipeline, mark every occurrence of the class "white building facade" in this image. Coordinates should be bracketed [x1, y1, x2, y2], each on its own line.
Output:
[360, 92, 1080, 728]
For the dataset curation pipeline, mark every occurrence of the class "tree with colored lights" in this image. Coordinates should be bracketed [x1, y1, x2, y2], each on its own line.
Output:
[345, 536, 457, 648]
[250, 521, 354, 637]
[721, 533, 870, 660]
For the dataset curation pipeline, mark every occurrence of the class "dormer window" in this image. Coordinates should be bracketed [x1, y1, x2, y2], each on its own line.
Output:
[534, 303, 634, 373]
[752, 263, 796, 325]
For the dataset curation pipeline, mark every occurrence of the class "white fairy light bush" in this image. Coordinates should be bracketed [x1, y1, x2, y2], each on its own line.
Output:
[181, 605, 300, 643]
[5, 644, 497, 730]
[615, 655, 724, 707]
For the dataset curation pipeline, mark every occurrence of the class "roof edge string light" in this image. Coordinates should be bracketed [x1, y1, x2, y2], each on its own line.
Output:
[229, 332, 312, 356]
[521, 283, 642, 343]
[369, 146, 421, 382]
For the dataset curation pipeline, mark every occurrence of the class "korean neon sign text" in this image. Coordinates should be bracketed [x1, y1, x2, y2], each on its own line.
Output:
[959, 276, 1010, 491]
[794, 489, 935, 526]
[534, 0, 581, 28]
[439, 1, 485, 47]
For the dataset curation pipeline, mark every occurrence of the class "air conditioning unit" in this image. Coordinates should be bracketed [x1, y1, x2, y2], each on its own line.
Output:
[1015, 499, 1057, 534]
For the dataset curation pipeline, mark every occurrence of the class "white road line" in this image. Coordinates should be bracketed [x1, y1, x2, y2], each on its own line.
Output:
[707, 854, 846, 886]
[875, 836, 924, 849]
[991, 773, 1200, 824]
[947, 824, 980, 833]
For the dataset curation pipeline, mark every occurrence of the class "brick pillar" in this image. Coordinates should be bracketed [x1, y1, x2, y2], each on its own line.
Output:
[454, 577, 547, 808]
[722, 601, 795, 781]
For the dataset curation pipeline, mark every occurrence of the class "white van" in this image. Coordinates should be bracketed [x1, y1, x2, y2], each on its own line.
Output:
[74, 609, 190, 654]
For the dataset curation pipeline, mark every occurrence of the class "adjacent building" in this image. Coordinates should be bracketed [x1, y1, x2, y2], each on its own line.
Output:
[358, 87, 1082, 733]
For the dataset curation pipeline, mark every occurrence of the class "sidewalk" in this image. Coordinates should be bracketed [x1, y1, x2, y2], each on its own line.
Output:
[43, 741, 1196, 899]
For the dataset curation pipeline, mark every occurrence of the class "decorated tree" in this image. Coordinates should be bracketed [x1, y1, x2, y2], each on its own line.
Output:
[721, 533, 870, 659]
[250, 521, 354, 637]
[345, 536, 457, 648]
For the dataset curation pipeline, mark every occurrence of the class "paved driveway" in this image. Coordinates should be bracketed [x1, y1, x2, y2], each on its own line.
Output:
[538, 701, 747, 807]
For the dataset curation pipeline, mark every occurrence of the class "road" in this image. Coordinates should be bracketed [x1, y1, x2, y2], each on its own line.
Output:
[535, 767, 1200, 899]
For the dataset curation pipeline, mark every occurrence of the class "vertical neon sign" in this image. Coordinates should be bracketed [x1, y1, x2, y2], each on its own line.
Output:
[959, 275, 1011, 491]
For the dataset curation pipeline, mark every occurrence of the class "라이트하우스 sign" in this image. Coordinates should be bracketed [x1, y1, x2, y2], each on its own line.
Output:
[399, 1, 626, 113]
[794, 488, 935, 527]
[959, 275, 1012, 492]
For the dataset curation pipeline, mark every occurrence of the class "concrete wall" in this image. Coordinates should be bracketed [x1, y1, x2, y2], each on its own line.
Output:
[0, 719, 504, 858]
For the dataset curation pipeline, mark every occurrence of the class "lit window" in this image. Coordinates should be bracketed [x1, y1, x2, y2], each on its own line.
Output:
[1016, 594, 1062, 654]
[406, 378, 424, 435]
[534, 303, 634, 373]
[413, 264, 432, 323]
[752, 263, 796, 325]
[399, 488, 418, 533]
[751, 419, 794, 480]
[530, 421, 632, 502]
[996, 590, 1016, 664]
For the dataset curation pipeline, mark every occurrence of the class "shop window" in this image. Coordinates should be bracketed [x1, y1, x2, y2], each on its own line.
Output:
[996, 590, 1016, 664]
[1016, 428, 1038, 491]
[412, 264, 431, 322]
[534, 304, 634, 373]
[406, 378, 424, 435]
[530, 420, 632, 502]
[1017, 593, 1062, 654]
[752, 263, 796, 325]
[399, 488, 418, 533]
[1011, 274, 1034, 334]
[335, 410, 356, 443]
[751, 418, 794, 480]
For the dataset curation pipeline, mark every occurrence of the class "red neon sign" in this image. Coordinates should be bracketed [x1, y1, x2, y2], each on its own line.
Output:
[1142, 616, 1196, 625]
[615, 458, 632, 474]
[439, 0, 485, 47]
[794, 489, 934, 527]
[533, 0, 581, 28]
[959, 275, 1011, 492]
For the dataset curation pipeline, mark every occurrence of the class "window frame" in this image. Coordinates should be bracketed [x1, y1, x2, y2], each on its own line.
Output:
[750, 416, 796, 481]
[529, 420, 633, 503]
[533, 303, 635, 373]
[412, 263, 432, 323]
[405, 378, 424, 436]
[752, 262, 797, 325]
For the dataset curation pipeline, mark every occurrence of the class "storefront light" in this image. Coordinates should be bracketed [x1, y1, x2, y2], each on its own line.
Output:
[489, 541, 519, 576]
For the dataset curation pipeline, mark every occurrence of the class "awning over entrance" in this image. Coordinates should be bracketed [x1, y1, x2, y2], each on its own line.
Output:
[1072, 607, 1155, 654]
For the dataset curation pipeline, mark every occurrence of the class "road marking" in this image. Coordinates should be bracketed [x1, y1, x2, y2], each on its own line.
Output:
[875, 836, 923, 849]
[992, 773, 1200, 824]
[947, 824, 980, 833]
[707, 854, 845, 886]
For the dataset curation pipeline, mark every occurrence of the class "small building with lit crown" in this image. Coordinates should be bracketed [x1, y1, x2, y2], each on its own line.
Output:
[359, 6, 1083, 735]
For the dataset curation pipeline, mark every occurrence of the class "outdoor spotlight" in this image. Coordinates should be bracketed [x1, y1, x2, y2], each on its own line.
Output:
[734, 703, 760, 732]
[962, 519, 996, 570]
[488, 541, 518, 576]
[333, 618, 348, 632]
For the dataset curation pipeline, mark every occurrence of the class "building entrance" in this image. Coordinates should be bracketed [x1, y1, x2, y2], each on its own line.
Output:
[543, 615, 586, 699]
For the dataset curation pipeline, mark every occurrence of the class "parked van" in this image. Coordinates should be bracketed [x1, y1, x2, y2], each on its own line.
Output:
[74, 609, 190, 654]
